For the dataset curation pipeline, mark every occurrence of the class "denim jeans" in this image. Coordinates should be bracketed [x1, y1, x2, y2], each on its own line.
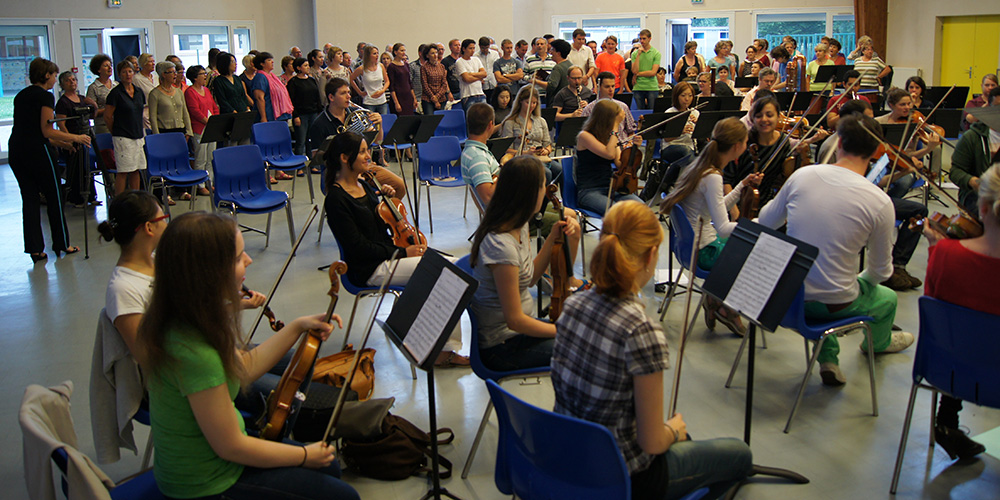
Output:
[462, 94, 486, 111]
[578, 187, 643, 216]
[422, 100, 440, 115]
[363, 102, 388, 115]
[634, 90, 658, 110]
[479, 335, 553, 372]
[631, 438, 753, 500]
[293, 112, 318, 156]
[890, 196, 927, 266]
[220, 449, 360, 500]
[545, 160, 563, 186]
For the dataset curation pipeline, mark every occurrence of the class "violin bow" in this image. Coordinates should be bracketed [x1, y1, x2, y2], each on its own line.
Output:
[905, 84, 956, 150]
[884, 97, 917, 194]
[622, 101, 710, 144]
[246, 205, 320, 344]
[669, 217, 704, 417]
[321, 249, 402, 444]
[757, 76, 838, 177]
[859, 124, 978, 222]
[514, 79, 537, 157]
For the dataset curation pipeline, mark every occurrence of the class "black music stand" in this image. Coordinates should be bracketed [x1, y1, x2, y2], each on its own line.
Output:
[814, 65, 853, 84]
[486, 137, 515, 163]
[383, 114, 422, 179]
[201, 111, 255, 144]
[405, 114, 445, 234]
[691, 111, 744, 141]
[379, 250, 478, 500]
[927, 86, 969, 108]
[773, 91, 795, 110]
[693, 96, 721, 111]
[917, 108, 963, 138]
[638, 112, 687, 141]
[540, 107, 557, 130]
[789, 92, 817, 113]
[653, 96, 674, 113]
[699, 219, 815, 496]
[719, 96, 744, 111]
[554, 117, 586, 148]
[735, 76, 758, 89]
[613, 92, 633, 107]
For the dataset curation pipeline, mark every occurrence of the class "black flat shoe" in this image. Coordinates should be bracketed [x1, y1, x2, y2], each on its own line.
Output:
[934, 424, 985, 460]
[56, 246, 80, 258]
[30, 252, 48, 263]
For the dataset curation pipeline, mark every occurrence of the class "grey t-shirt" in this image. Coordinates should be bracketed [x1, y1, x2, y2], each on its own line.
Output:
[471, 225, 534, 348]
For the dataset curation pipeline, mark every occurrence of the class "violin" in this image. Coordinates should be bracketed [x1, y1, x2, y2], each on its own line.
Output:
[908, 110, 946, 144]
[260, 261, 348, 441]
[242, 284, 283, 332]
[737, 144, 761, 219]
[361, 170, 426, 247]
[545, 183, 574, 321]
[777, 113, 811, 139]
[612, 144, 642, 196]
[908, 212, 983, 240]
[874, 141, 936, 181]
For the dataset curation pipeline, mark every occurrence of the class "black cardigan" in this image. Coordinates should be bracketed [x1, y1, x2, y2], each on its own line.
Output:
[324, 182, 405, 285]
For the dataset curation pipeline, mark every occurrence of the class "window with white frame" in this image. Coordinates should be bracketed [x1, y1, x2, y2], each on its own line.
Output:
[0, 25, 50, 121]
[756, 13, 855, 61]
[172, 25, 229, 69]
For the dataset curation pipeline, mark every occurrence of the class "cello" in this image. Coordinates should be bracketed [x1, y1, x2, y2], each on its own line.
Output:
[259, 261, 348, 441]
[361, 169, 426, 247]
[545, 183, 574, 321]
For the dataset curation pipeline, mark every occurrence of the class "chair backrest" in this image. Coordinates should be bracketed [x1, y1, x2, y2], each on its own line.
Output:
[95, 133, 114, 152]
[251, 121, 295, 161]
[631, 109, 653, 123]
[915, 296, 1000, 408]
[668, 204, 699, 271]
[212, 145, 271, 203]
[145, 132, 192, 177]
[417, 136, 462, 181]
[778, 285, 808, 332]
[455, 255, 496, 382]
[561, 156, 580, 210]
[380, 113, 396, 136]
[433, 109, 468, 140]
[485, 379, 631, 499]
[331, 232, 373, 295]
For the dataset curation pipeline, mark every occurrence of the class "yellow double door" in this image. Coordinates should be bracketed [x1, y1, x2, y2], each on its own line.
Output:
[939, 16, 1000, 94]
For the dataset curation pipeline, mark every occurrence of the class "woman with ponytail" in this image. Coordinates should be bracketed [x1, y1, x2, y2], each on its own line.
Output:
[920, 164, 1000, 461]
[468, 155, 579, 371]
[660, 117, 761, 335]
[551, 201, 752, 500]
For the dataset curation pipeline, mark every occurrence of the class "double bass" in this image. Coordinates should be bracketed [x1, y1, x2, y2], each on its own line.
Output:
[361, 170, 426, 247]
[260, 261, 348, 441]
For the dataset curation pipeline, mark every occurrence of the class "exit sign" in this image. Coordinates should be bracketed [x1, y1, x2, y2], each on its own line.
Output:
[692, 0, 704, 3]
[108, 0, 122, 7]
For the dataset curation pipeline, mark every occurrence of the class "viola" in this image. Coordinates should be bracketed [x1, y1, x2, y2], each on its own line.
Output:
[361, 170, 426, 247]
[260, 261, 347, 441]
[737, 144, 761, 219]
[909, 110, 946, 144]
[777, 113, 810, 139]
[242, 284, 283, 332]
[545, 183, 574, 321]
[874, 142, 936, 181]
[612, 145, 642, 195]
[908, 212, 983, 240]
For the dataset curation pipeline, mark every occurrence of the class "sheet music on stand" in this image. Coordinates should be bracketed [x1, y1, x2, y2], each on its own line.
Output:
[402, 266, 469, 364]
[702, 219, 818, 331]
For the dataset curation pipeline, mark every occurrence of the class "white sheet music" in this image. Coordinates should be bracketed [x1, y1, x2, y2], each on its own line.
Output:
[723, 232, 797, 321]
[403, 267, 468, 364]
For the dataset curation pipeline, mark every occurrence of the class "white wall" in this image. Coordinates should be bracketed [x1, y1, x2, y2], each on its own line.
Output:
[2, 0, 316, 74]
[313, 0, 513, 56]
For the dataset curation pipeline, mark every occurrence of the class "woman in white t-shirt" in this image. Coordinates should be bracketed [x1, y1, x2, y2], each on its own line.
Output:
[349, 45, 389, 114]
[660, 118, 761, 336]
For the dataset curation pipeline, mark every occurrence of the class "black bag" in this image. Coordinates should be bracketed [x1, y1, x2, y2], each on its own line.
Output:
[340, 414, 455, 480]
[291, 381, 362, 442]
[640, 158, 683, 202]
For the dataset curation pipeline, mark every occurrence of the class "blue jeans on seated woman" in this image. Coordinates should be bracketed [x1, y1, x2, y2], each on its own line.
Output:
[578, 187, 643, 216]
[631, 437, 753, 500]
[220, 438, 360, 500]
[480, 335, 553, 372]
[363, 102, 388, 115]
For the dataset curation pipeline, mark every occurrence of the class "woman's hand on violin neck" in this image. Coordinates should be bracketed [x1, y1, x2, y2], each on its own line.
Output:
[380, 183, 396, 198]
[303, 441, 336, 469]
[294, 313, 340, 340]
[240, 288, 267, 310]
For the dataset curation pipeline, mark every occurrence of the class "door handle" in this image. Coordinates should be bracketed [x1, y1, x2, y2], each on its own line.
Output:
[967, 66, 974, 78]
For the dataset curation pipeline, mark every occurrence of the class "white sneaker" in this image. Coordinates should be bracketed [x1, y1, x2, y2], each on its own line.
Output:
[820, 362, 846, 386]
[861, 331, 915, 354]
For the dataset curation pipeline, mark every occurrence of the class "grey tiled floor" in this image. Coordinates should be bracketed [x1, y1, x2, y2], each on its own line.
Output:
[1, 159, 997, 499]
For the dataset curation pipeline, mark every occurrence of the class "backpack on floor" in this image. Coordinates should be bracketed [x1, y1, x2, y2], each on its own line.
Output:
[339, 414, 455, 480]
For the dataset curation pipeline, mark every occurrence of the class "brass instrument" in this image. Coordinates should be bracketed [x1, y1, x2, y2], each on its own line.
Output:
[338, 101, 378, 135]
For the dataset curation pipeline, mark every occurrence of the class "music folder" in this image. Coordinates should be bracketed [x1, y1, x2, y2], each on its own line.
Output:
[379, 250, 478, 371]
[814, 64, 854, 84]
[701, 219, 818, 331]
[486, 137, 515, 162]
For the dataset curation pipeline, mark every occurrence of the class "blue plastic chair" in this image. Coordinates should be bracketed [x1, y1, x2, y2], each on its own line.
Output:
[560, 156, 603, 277]
[252, 121, 313, 202]
[726, 285, 877, 433]
[890, 297, 1000, 494]
[416, 135, 470, 233]
[433, 109, 468, 142]
[656, 204, 713, 321]
[380, 113, 414, 158]
[485, 380, 710, 500]
[145, 132, 210, 214]
[212, 145, 295, 248]
[455, 255, 551, 479]
[329, 235, 405, 348]
[51, 445, 164, 500]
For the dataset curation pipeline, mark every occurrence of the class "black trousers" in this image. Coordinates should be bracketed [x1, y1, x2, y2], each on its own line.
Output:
[10, 144, 71, 253]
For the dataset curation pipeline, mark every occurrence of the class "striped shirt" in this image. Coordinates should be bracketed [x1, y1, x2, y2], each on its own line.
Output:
[551, 290, 671, 475]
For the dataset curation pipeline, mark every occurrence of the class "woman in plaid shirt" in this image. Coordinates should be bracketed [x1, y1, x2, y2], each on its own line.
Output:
[551, 201, 752, 499]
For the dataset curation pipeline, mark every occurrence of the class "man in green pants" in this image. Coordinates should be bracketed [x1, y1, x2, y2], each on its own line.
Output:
[758, 113, 914, 385]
